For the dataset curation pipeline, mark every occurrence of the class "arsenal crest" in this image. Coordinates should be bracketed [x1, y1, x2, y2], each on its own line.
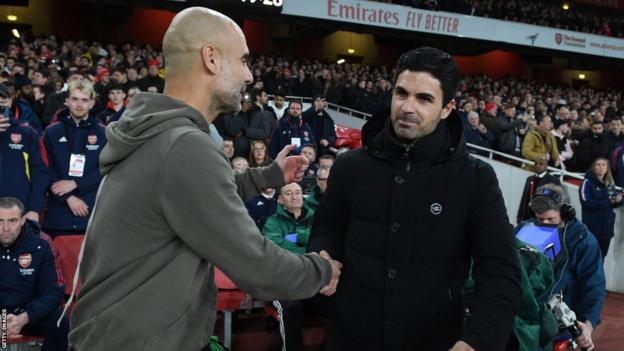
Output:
[88, 134, 97, 145]
[10, 133, 22, 144]
[555, 33, 563, 45]
[18, 253, 32, 268]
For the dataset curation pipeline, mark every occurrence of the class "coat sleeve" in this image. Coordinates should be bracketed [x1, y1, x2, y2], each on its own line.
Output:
[269, 127, 282, 159]
[461, 161, 522, 350]
[234, 162, 285, 202]
[42, 129, 70, 202]
[25, 240, 64, 325]
[324, 115, 337, 144]
[521, 133, 541, 161]
[26, 132, 50, 212]
[580, 179, 611, 210]
[307, 154, 351, 260]
[573, 232, 606, 327]
[159, 131, 331, 301]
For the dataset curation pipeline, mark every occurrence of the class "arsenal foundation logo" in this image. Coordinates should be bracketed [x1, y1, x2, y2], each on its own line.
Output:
[555, 33, 563, 45]
[18, 253, 32, 268]
[10, 133, 22, 144]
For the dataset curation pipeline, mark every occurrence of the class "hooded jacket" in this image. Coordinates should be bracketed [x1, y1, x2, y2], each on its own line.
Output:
[0, 118, 49, 213]
[308, 108, 521, 350]
[68, 92, 332, 351]
[0, 220, 64, 325]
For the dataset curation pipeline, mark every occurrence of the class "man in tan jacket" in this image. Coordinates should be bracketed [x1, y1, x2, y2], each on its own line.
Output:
[68, 7, 341, 350]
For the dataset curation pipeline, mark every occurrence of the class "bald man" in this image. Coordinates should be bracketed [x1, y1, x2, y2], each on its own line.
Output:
[68, 7, 341, 350]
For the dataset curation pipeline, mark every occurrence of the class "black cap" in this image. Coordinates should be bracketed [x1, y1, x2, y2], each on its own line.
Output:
[0, 83, 10, 98]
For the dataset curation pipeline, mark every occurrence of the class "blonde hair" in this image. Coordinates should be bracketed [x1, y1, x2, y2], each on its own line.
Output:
[591, 157, 615, 187]
[67, 78, 95, 99]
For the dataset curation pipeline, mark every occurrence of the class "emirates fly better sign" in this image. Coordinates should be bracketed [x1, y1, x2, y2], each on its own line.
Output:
[281, 0, 624, 59]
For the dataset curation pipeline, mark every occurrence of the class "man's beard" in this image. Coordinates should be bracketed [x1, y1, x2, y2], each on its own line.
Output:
[213, 88, 242, 115]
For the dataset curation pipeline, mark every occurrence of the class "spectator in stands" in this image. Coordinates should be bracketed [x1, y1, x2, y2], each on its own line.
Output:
[225, 88, 274, 159]
[268, 90, 288, 119]
[576, 120, 610, 172]
[248, 139, 272, 167]
[95, 83, 126, 124]
[94, 68, 111, 107]
[222, 137, 235, 161]
[138, 59, 164, 93]
[580, 157, 623, 259]
[31, 68, 49, 87]
[479, 102, 499, 137]
[0, 83, 42, 134]
[302, 95, 337, 157]
[551, 119, 574, 171]
[0, 197, 69, 351]
[269, 100, 315, 158]
[603, 117, 624, 154]
[464, 111, 494, 155]
[521, 184, 605, 351]
[0, 109, 48, 223]
[231, 156, 249, 174]
[110, 68, 130, 93]
[42, 79, 106, 237]
[262, 182, 317, 351]
[516, 157, 560, 224]
[42, 71, 84, 125]
[522, 115, 560, 169]
[496, 102, 526, 156]
[68, 8, 340, 350]
[309, 47, 521, 351]
[245, 187, 278, 230]
[318, 154, 335, 170]
[304, 166, 330, 211]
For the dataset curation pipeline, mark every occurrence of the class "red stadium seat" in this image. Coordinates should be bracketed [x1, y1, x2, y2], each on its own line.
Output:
[52, 235, 85, 297]
[215, 267, 257, 349]
[8, 335, 44, 350]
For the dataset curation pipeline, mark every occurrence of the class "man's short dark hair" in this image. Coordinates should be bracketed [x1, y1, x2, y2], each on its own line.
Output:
[288, 99, 303, 109]
[223, 136, 234, 143]
[274, 90, 286, 98]
[251, 87, 265, 102]
[301, 143, 316, 151]
[0, 197, 25, 215]
[393, 47, 459, 106]
[112, 68, 126, 75]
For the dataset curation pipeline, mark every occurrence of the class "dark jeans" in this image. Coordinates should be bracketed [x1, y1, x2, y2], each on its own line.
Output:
[597, 237, 612, 260]
[21, 306, 69, 351]
[275, 296, 332, 351]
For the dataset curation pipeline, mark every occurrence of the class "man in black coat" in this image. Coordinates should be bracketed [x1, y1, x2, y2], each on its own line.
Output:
[308, 47, 521, 351]
[516, 156, 561, 224]
[576, 120, 610, 172]
[302, 96, 337, 157]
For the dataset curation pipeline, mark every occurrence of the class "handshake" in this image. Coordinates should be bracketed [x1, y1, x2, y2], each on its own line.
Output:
[318, 250, 342, 296]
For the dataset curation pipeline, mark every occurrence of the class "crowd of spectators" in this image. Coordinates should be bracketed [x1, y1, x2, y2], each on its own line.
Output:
[376, 0, 624, 38]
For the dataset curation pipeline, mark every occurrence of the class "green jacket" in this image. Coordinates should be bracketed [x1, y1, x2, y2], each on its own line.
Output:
[466, 238, 557, 351]
[263, 204, 315, 254]
[303, 185, 322, 210]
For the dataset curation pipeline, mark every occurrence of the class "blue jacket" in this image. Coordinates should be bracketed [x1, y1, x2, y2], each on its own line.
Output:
[0, 220, 64, 325]
[580, 171, 622, 239]
[245, 192, 278, 230]
[517, 219, 605, 328]
[269, 115, 315, 159]
[0, 118, 49, 212]
[12, 100, 43, 135]
[42, 112, 107, 231]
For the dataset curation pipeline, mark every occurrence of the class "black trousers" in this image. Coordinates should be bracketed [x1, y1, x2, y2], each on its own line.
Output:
[597, 236, 612, 260]
[21, 306, 69, 351]
[276, 296, 332, 351]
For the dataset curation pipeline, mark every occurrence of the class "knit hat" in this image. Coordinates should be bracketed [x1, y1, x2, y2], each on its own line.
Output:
[485, 102, 497, 113]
